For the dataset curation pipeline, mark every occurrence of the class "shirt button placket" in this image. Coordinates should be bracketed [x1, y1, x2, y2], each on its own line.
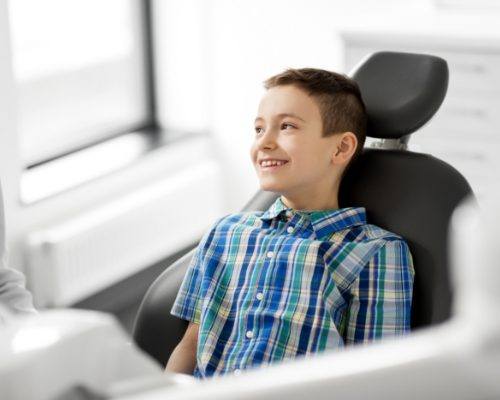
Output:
[250, 250, 273, 344]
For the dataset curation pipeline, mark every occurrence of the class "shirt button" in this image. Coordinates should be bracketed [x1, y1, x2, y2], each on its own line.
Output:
[267, 251, 274, 258]
[234, 369, 241, 376]
[246, 330, 254, 339]
[256, 292, 263, 300]
[285, 211, 292, 218]
[286, 226, 294, 233]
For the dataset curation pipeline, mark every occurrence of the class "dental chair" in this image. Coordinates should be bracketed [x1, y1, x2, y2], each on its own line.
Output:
[133, 51, 475, 367]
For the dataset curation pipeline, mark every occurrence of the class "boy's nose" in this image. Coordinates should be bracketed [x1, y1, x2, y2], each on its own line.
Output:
[257, 132, 278, 149]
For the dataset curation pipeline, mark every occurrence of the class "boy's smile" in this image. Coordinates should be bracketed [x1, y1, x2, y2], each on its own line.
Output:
[250, 84, 351, 210]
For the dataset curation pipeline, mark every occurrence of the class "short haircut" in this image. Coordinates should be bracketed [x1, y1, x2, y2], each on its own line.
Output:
[263, 67, 367, 167]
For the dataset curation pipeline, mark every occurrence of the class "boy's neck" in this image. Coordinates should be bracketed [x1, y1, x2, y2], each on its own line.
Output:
[280, 195, 339, 212]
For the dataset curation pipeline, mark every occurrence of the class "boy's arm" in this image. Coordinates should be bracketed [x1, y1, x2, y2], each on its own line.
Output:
[165, 321, 199, 374]
[341, 239, 415, 344]
[167, 214, 227, 374]
[170, 215, 226, 327]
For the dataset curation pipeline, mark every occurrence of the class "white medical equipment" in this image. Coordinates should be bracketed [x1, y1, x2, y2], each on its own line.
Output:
[0, 309, 192, 400]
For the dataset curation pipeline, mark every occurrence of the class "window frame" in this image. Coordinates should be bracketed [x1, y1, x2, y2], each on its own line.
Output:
[10, 0, 169, 203]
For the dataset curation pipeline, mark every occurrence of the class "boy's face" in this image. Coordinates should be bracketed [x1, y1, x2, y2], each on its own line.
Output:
[250, 84, 348, 201]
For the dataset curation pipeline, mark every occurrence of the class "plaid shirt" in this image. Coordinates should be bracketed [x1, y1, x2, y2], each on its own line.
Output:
[171, 196, 415, 379]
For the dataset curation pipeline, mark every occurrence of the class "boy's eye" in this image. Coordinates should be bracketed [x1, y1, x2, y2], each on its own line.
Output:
[254, 123, 294, 135]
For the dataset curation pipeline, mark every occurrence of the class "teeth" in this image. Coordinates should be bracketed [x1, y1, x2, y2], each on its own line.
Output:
[261, 160, 287, 167]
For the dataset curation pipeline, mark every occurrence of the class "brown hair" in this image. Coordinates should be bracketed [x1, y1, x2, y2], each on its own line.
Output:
[263, 67, 367, 167]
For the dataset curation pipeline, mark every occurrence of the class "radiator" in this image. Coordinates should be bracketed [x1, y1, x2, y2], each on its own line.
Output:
[25, 160, 223, 307]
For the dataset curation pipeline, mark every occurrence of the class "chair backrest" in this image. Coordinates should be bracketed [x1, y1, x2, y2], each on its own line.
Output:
[339, 150, 473, 328]
[133, 52, 474, 367]
[343, 51, 474, 327]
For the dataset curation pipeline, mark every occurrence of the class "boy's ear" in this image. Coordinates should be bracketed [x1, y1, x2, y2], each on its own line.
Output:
[332, 132, 357, 164]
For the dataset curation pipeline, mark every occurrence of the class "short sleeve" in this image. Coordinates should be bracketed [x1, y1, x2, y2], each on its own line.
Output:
[340, 239, 415, 344]
[170, 217, 224, 324]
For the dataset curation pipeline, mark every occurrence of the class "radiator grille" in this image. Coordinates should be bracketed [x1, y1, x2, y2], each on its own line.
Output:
[25, 160, 223, 307]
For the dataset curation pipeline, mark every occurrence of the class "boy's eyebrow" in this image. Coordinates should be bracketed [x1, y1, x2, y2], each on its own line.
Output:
[254, 113, 306, 123]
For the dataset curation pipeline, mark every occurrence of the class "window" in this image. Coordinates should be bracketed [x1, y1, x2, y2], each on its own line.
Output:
[8, 0, 152, 167]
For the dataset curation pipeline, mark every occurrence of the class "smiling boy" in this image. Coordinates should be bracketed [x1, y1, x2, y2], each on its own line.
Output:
[166, 68, 415, 379]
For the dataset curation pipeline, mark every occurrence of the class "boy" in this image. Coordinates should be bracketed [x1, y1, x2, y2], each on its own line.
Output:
[166, 68, 415, 379]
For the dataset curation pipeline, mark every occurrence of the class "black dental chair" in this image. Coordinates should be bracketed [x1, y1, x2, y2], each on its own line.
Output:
[132, 51, 475, 367]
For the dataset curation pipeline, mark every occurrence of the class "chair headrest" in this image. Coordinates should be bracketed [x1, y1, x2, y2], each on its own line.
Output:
[350, 51, 448, 139]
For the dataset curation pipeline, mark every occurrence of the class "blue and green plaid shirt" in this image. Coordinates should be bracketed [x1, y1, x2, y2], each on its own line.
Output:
[171, 196, 415, 379]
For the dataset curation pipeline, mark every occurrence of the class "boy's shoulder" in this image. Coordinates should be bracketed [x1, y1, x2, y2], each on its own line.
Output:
[358, 223, 406, 243]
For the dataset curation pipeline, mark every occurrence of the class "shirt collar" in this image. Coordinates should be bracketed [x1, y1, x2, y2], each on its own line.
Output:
[259, 196, 367, 237]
